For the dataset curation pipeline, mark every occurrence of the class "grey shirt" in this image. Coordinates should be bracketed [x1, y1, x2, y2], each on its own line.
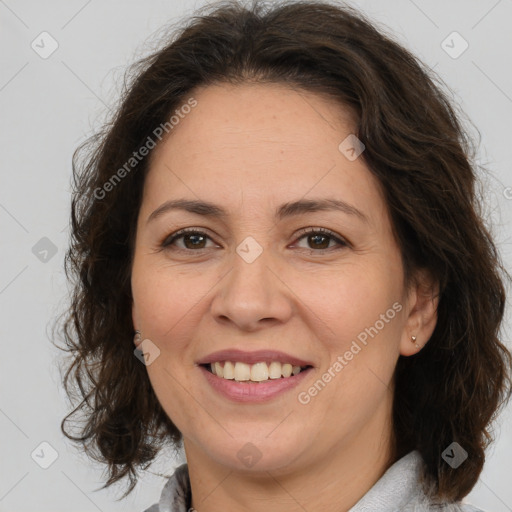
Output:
[143, 450, 487, 511]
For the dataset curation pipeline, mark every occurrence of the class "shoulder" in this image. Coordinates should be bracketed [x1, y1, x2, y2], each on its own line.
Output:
[411, 492, 490, 512]
[441, 505, 489, 512]
[141, 463, 190, 512]
[403, 501, 489, 511]
[371, 451, 490, 512]
[141, 505, 160, 512]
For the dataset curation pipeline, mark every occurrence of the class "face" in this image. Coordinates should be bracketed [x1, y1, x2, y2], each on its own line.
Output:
[131, 83, 431, 475]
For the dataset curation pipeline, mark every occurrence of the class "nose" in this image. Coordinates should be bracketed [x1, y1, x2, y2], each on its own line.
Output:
[210, 245, 294, 332]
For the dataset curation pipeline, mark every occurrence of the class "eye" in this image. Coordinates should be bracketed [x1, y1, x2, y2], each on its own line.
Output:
[161, 228, 217, 251]
[160, 227, 349, 253]
[293, 227, 349, 252]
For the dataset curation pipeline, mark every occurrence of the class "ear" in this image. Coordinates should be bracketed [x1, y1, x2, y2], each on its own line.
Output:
[399, 269, 439, 356]
[132, 301, 140, 347]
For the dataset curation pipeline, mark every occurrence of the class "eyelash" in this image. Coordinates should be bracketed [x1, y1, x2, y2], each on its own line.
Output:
[160, 227, 349, 254]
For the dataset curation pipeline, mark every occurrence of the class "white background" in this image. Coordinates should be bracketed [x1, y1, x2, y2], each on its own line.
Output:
[1, 0, 511, 511]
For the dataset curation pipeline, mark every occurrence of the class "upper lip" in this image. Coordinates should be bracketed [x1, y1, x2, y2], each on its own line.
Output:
[196, 349, 314, 367]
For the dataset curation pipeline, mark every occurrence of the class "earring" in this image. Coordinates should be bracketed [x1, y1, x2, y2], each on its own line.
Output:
[411, 335, 420, 349]
[134, 330, 142, 346]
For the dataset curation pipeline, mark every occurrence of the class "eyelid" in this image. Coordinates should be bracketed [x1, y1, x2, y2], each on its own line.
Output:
[161, 226, 350, 252]
[161, 227, 219, 249]
[291, 229, 350, 254]
[293, 227, 350, 247]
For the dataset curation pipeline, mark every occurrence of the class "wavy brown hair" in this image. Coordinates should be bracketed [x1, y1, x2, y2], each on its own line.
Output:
[55, 0, 512, 502]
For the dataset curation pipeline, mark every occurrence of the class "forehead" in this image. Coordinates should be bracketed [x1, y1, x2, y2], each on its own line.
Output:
[142, 83, 386, 223]
[151, 82, 356, 163]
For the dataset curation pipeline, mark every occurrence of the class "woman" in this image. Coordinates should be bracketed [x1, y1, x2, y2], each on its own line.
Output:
[58, 1, 512, 510]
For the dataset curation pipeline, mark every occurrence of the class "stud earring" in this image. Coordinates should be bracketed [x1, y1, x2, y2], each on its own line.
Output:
[134, 330, 142, 346]
[411, 335, 420, 349]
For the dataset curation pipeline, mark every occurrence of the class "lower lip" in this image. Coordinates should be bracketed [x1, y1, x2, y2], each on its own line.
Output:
[199, 365, 313, 403]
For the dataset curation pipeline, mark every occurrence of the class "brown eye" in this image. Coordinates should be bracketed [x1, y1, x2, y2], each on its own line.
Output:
[294, 228, 348, 252]
[162, 229, 214, 251]
[181, 233, 207, 249]
[161, 227, 348, 254]
[305, 233, 331, 250]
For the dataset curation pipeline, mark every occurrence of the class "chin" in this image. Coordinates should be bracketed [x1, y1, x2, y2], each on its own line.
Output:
[198, 433, 308, 473]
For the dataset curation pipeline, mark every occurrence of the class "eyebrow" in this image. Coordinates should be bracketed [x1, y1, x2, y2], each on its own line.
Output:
[146, 197, 369, 225]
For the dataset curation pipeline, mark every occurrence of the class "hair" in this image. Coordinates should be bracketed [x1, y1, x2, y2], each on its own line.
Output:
[55, 0, 512, 503]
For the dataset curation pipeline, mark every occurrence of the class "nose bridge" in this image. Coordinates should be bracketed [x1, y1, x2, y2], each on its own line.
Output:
[210, 235, 292, 328]
[227, 235, 274, 301]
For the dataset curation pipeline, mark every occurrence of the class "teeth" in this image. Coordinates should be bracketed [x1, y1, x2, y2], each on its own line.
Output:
[268, 361, 282, 379]
[234, 362, 251, 381]
[281, 363, 292, 377]
[208, 361, 306, 382]
[223, 361, 235, 379]
[214, 361, 224, 378]
[250, 362, 268, 382]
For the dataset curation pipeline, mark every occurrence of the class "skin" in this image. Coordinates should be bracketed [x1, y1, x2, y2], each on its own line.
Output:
[131, 83, 438, 512]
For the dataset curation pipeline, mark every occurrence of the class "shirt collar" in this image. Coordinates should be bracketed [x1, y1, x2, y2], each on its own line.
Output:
[348, 450, 429, 511]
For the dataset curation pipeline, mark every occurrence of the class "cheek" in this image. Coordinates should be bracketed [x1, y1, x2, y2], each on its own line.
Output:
[131, 263, 204, 426]
[303, 264, 402, 415]
[300, 259, 404, 404]
[132, 259, 206, 338]
[299, 260, 402, 335]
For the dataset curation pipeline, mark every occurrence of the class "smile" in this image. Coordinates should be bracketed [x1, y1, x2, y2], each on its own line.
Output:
[204, 361, 311, 382]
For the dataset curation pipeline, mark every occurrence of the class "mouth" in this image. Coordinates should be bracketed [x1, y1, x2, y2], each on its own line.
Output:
[196, 349, 315, 400]
[200, 361, 314, 383]
[198, 360, 314, 402]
